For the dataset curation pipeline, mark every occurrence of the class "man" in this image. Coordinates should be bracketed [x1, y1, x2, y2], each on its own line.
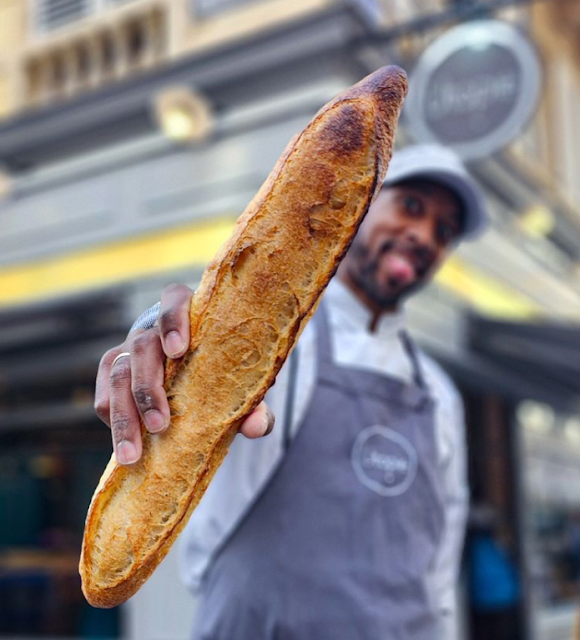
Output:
[95, 144, 488, 639]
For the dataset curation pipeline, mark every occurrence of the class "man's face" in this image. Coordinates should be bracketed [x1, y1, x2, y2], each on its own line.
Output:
[340, 179, 463, 311]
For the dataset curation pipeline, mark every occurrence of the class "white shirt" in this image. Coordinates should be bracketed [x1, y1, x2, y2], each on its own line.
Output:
[179, 277, 468, 631]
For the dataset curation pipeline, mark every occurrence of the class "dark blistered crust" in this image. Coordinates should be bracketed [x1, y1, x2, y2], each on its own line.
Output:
[317, 103, 366, 156]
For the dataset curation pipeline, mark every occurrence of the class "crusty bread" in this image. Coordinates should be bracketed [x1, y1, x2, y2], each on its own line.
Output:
[80, 65, 408, 608]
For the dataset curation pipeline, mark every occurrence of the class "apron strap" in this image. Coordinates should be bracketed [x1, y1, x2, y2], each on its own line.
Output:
[282, 346, 299, 451]
[313, 301, 429, 393]
[398, 329, 427, 391]
[312, 299, 334, 364]
[282, 300, 331, 451]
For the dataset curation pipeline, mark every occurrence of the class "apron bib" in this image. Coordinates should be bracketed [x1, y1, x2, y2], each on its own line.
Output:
[193, 303, 446, 640]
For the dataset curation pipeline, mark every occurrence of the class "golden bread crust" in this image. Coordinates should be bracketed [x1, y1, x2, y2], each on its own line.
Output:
[80, 65, 408, 608]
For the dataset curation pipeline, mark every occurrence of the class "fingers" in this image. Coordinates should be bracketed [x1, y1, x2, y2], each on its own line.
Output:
[95, 346, 123, 428]
[109, 353, 142, 465]
[239, 401, 275, 439]
[130, 329, 170, 435]
[103, 330, 170, 465]
[159, 284, 194, 359]
[97, 282, 268, 467]
[95, 284, 192, 466]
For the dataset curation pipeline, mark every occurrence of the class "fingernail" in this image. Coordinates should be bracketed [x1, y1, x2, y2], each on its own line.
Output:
[116, 440, 139, 465]
[166, 331, 185, 357]
[145, 410, 166, 433]
[260, 411, 271, 436]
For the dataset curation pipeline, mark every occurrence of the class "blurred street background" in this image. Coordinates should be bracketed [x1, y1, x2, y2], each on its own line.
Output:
[1, 0, 580, 638]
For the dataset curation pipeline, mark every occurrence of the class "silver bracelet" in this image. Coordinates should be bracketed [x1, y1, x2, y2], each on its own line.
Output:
[131, 301, 161, 332]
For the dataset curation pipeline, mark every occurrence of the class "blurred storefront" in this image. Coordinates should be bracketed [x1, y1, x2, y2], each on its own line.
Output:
[1, 0, 580, 639]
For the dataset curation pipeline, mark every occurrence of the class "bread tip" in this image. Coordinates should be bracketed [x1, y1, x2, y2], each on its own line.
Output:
[371, 65, 408, 98]
[81, 582, 122, 609]
[380, 64, 407, 80]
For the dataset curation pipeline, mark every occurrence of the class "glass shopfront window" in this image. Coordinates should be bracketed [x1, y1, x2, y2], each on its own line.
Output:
[518, 401, 580, 639]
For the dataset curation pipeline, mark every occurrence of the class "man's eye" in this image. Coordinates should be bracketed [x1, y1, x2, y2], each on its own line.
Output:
[403, 196, 422, 215]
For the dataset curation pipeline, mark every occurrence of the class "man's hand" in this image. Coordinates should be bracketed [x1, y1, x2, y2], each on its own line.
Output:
[94, 284, 275, 465]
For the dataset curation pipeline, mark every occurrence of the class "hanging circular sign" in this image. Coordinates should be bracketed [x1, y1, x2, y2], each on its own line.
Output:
[405, 20, 542, 160]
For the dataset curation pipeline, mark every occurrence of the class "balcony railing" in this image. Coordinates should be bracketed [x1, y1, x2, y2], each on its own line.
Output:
[24, 4, 167, 108]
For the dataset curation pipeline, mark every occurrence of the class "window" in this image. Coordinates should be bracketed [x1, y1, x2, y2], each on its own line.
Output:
[34, 0, 139, 34]
[0, 292, 127, 637]
[35, 0, 91, 33]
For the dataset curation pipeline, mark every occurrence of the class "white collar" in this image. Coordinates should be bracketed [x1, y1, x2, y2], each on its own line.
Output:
[325, 278, 406, 337]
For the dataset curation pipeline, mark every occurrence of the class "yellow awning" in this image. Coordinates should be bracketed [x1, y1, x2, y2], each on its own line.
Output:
[0, 216, 236, 307]
[436, 258, 539, 319]
[0, 216, 539, 320]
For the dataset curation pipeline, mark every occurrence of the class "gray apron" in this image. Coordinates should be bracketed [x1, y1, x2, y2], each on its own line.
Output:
[193, 303, 446, 640]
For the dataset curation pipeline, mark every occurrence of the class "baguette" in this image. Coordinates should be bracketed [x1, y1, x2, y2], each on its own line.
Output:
[80, 65, 408, 608]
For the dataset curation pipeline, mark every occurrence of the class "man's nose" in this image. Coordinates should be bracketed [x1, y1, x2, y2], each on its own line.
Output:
[406, 219, 437, 258]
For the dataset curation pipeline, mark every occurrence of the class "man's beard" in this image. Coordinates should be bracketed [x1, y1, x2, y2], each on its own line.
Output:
[348, 240, 428, 309]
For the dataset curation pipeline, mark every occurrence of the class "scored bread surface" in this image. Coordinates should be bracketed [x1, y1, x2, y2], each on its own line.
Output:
[80, 65, 408, 608]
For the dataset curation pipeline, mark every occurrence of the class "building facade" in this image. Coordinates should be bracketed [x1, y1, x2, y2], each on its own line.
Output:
[1, 1, 580, 639]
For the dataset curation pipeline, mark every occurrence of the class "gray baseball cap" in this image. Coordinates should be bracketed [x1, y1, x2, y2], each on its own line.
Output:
[383, 144, 489, 240]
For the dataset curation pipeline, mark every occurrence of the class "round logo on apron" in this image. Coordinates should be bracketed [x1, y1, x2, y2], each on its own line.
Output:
[351, 425, 418, 497]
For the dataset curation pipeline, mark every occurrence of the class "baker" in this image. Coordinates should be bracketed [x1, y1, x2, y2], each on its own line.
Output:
[94, 144, 489, 639]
